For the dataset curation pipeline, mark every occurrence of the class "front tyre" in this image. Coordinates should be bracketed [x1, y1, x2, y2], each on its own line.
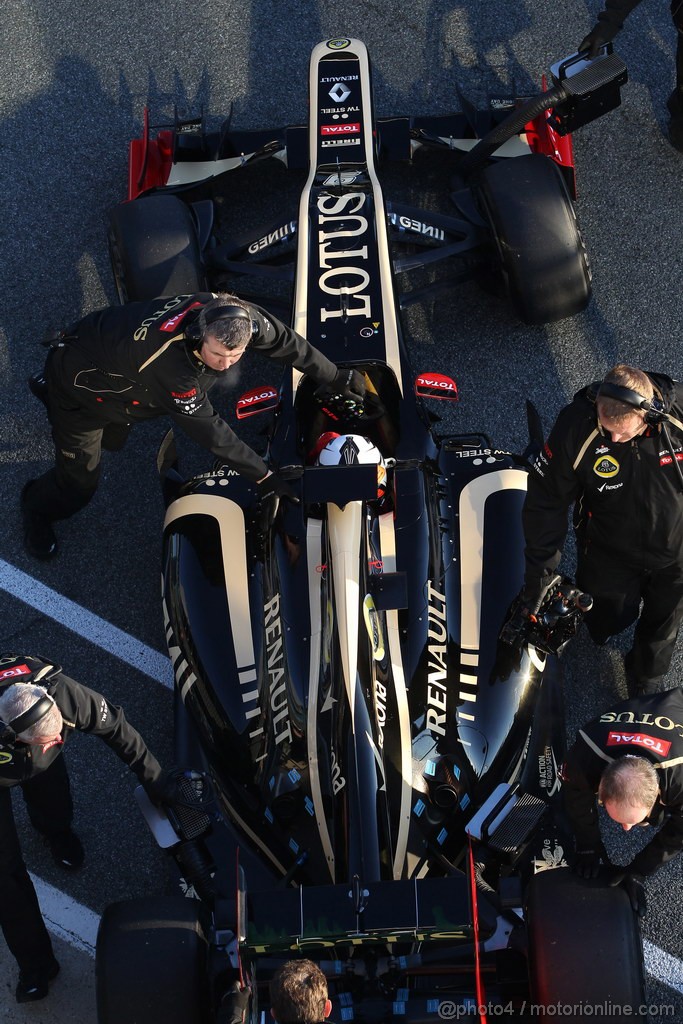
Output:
[476, 154, 591, 325]
[108, 194, 206, 303]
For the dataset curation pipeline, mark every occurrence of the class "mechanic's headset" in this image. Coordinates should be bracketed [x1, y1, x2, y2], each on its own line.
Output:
[0, 691, 56, 745]
[593, 381, 667, 426]
[185, 305, 257, 343]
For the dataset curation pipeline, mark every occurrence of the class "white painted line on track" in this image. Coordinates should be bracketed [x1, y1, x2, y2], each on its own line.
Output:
[0, 559, 172, 689]
[30, 873, 98, 958]
[643, 940, 683, 996]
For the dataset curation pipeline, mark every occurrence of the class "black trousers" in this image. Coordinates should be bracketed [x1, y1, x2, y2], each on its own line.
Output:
[673, 1, 683, 99]
[577, 547, 683, 691]
[23, 348, 131, 522]
[0, 756, 73, 972]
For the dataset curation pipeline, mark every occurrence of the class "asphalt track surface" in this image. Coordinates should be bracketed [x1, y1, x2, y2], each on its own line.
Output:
[1, 0, 682, 1019]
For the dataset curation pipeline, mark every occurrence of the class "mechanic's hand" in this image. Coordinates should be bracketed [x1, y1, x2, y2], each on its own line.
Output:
[573, 842, 609, 879]
[315, 368, 366, 417]
[520, 572, 555, 618]
[578, 22, 618, 59]
[257, 471, 300, 504]
[607, 868, 647, 918]
[256, 471, 300, 531]
[217, 981, 251, 1024]
[144, 768, 185, 807]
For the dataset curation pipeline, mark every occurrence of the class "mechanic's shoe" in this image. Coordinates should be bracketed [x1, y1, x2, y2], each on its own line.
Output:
[20, 483, 58, 560]
[48, 829, 84, 870]
[667, 115, 683, 153]
[16, 957, 60, 1003]
[28, 371, 50, 411]
[666, 89, 683, 119]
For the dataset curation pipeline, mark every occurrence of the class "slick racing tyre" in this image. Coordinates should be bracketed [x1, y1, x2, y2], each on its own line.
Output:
[108, 193, 206, 303]
[477, 153, 591, 325]
[526, 869, 645, 1020]
[96, 896, 207, 1024]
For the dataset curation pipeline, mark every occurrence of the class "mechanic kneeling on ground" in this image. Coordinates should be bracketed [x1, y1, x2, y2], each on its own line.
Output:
[22, 291, 365, 559]
[0, 653, 181, 1003]
[578, 0, 683, 151]
[520, 363, 683, 695]
[218, 958, 332, 1024]
[563, 687, 683, 914]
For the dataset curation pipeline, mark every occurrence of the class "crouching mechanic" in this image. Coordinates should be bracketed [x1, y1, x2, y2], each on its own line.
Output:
[218, 959, 331, 1024]
[21, 291, 366, 559]
[562, 687, 683, 915]
[0, 653, 181, 1003]
[520, 364, 683, 694]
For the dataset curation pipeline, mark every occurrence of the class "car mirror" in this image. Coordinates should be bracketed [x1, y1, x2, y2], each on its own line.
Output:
[414, 373, 459, 401]
[236, 385, 280, 419]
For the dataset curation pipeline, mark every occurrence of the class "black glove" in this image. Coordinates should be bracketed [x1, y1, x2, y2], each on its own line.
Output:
[315, 368, 366, 416]
[256, 472, 300, 530]
[607, 867, 647, 917]
[520, 572, 556, 617]
[573, 842, 609, 879]
[145, 768, 185, 806]
[217, 982, 251, 1024]
[578, 20, 620, 59]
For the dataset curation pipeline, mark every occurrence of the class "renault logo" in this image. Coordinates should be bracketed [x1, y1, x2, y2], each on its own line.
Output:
[329, 82, 351, 103]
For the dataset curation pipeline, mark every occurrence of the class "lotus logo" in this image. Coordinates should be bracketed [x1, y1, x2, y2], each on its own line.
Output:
[327, 38, 351, 49]
[329, 82, 351, 103]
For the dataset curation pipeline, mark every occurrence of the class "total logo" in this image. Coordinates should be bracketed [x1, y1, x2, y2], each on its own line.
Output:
[321, 123, 360, 135]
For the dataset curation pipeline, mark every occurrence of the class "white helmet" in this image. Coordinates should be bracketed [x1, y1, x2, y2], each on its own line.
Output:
[316, 433, 387, 495]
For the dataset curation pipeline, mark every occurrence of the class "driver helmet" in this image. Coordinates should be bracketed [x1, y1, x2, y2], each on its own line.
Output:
[316, 433, 387, 497]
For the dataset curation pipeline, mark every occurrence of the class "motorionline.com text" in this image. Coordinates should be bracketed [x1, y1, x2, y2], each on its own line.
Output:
[436, 999, 675, 1018]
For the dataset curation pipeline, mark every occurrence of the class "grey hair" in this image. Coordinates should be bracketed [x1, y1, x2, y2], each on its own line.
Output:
[198, 292, 252, 350]
[598, 755, 659, 810]
[0, 683, 63, 741]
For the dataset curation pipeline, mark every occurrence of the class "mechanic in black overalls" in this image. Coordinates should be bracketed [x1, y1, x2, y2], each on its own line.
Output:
[0, 653, 178, 1003]
[21, 292, 365, 559]
[216, 957, 332, 1024]
[562, 688, 683, 912]
[579, 0, 683, 150]
[520, 364, 683, 695]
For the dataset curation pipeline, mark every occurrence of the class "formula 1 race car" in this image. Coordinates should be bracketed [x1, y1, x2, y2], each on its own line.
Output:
[96, 38, 643, 1024]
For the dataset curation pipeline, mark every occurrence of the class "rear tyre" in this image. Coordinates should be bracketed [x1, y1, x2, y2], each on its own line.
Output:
[476, 153, 591, 325]
[526, 869, 645, 1020]
[96, 896, 207, 1024]
[108, 194, 206, 303]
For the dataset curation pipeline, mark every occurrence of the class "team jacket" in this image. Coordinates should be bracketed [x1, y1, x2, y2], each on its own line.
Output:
[563, 688, 683, 875]
[52, 294, 338, 481]
[0, 654, 162, 789]
[522, 373, 683, 582]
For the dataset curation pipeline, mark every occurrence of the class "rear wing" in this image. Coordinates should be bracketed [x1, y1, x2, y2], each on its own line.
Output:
[243, 874, 478, 953]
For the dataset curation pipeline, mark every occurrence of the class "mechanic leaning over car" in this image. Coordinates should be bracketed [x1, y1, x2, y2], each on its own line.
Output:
[21, 291, 366, 559]
[519, 364, 683, 695]
[0, 652, 182, 1003]
[579, 0, 683, 150]
[563, 687, 683, 915]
